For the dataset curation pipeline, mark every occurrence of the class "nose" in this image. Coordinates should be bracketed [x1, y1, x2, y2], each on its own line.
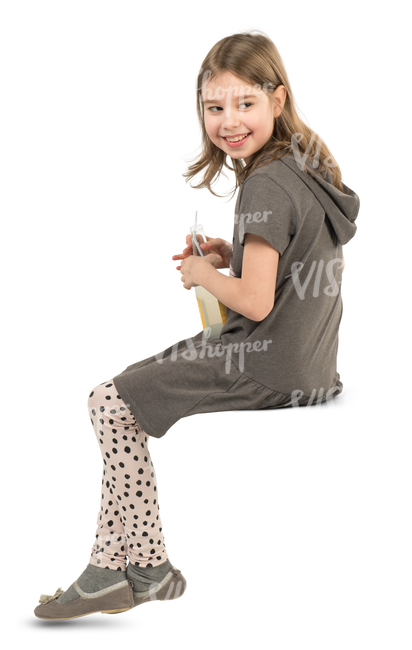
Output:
[221, 105, 241, 130]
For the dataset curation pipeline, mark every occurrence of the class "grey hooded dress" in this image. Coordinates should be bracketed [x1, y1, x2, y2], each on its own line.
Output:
[112, 151, 360, 438]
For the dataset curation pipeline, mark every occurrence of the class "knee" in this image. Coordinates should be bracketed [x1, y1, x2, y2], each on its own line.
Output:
[87, 380, 117, 417]
[87, 380, 135, 427]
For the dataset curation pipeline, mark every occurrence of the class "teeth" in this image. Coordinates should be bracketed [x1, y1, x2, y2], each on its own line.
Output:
[225, 134, 249, 142]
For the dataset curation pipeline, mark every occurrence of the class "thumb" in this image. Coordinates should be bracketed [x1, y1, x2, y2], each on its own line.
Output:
[207, 253, 222, 267]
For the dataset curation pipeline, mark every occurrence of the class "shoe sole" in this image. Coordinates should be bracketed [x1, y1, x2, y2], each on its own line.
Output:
[35, 606, 132, 621]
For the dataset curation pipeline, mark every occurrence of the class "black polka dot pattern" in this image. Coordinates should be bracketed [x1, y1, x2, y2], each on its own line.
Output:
[87, 380, 168, 570]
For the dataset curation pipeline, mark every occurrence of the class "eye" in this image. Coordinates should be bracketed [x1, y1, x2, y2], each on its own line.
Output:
[207, 102, 253, 113]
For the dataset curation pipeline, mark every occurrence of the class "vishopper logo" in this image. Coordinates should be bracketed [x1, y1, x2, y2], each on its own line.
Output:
[87, 402, 145, 437]
[93, 533, 125, 551]
[290, 131, 338, 172]
[197, 68, 276, 109]
[147, 576, 185, 601]
[285, 259, 344, 299]
[290, 386, 342, 407]
[155, 327, 272, 374]
[235, 209, 272, 244]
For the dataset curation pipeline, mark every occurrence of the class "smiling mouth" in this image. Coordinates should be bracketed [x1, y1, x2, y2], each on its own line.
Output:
[223, 133, 251, 142]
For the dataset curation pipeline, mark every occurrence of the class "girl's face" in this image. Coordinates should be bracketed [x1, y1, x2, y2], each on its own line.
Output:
[202, 71, 286, 165]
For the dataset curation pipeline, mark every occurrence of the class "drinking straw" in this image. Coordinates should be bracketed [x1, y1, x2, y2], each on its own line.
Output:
[192, 210, 204, 257]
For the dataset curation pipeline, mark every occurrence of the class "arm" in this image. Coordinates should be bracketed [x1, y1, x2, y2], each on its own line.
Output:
[194, 233, 279, 322]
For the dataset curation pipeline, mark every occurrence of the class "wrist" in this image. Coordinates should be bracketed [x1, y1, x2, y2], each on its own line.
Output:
[195, 256, 215, 287]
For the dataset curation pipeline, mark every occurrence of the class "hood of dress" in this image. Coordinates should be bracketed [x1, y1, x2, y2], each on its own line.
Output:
[280, 149, 360, 245]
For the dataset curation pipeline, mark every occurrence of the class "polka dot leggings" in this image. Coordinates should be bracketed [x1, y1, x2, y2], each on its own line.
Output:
[87, 380, 168, 571]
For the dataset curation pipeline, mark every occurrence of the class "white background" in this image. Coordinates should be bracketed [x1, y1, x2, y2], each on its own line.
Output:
[1, 1, 411, 647]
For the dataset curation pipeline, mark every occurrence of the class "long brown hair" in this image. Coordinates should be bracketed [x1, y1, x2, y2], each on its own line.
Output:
[182, 30, 345, 199]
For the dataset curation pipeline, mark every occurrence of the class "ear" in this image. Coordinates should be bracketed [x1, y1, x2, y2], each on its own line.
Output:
[272, 85, 287, 119]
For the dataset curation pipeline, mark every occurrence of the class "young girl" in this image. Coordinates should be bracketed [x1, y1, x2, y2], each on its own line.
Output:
[34, 29, 360, 620]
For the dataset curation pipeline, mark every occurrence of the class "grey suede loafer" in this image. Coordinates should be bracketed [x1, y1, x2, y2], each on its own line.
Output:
[34, 578, 135, 620]
[105, 566, 187, 613]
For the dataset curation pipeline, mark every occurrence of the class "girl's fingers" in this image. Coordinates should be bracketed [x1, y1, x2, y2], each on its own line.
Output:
[172, 247, 191, 260]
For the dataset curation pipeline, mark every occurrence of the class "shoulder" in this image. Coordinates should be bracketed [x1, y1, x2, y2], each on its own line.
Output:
[241, 154, 298, 207]
[241, 152, 318, 208]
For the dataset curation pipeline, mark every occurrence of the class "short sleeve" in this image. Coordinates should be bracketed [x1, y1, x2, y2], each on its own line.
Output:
[237, 174, 296, 256]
